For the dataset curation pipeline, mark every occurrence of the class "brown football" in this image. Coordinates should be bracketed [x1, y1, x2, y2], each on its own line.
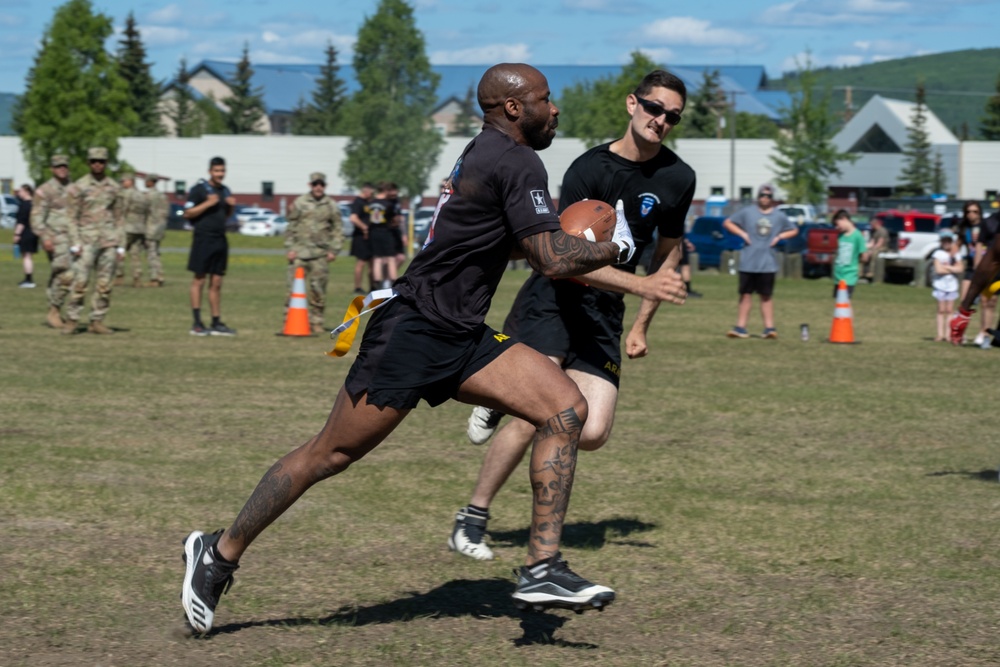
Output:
[559, 199, 615, 242]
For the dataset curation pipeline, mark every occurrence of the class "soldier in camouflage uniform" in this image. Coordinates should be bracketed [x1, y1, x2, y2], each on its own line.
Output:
[32, 154, 75, 329]
[64, 147, 125, 335]
[284, 171, 344, 333]
[144, 174, 169, 286]
[119, 173, 149, 287]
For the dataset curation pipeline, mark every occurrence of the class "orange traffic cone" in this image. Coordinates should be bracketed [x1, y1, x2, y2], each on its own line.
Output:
[281, 266, 312, 336]
[829, 279, 857, 344]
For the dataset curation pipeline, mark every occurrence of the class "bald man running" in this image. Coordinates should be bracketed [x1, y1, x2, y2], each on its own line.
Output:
[179, 63, 665, 633]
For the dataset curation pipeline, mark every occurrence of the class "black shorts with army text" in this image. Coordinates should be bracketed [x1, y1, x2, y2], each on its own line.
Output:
[344, 297, 517, 409]
[187, 234, 228, 276]
[502, 273, 625, 388]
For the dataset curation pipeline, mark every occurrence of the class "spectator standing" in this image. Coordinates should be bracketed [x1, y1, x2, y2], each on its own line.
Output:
[932, 230, 964, 342]
[32, 155, 74, 328]
[12, 184, 36, 288]
[143, 175, 169, 287]
[831, 209, 870, 298]
[64, 147, 125, 335]
[862, 215, 889, 283]
[184, 157, 236, 336]
[723, 184, 797, 338]
[348, 182, 374, 295]
[956, 202, 994, 346]
[284, 172, 344, 333]
[120, 173, 149, 288]
[368, 181, 403, 289]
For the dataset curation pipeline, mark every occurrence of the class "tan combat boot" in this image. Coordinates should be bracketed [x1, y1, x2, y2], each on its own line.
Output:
[113, 276, 124, 286]
[88, 321, 114, 335]
[61, 320, 78, 335]
[147, 279, 164, 287]
[132, 277, 142, 288]
[46, 306, 64, 329]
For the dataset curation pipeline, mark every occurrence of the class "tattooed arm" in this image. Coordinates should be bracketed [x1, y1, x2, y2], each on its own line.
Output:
[520, 229, 620, 279]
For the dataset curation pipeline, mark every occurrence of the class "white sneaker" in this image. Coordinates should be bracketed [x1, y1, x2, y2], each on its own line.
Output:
[448, 507, 495, 560]
[467, 406, 503, 445]
[973, 332, 986, 346]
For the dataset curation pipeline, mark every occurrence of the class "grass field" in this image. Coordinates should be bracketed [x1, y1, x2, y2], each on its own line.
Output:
[2, 230, 999, 667]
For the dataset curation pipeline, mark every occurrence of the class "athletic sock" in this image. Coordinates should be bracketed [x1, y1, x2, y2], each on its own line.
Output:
[685, 281, 691, 292]
[467, 504, 490, 518]
[192, 308, 202, 326]
[211, 316, 221, 327]
[210, 543, 237, 565]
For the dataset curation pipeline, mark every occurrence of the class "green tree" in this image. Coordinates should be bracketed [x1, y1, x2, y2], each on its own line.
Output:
[734, 111, 779, 139]
[12, 0, 137, 181]
[291, 41, 347, 135]
[980, 73, 1000, 140]
[340, 0, 442, 195]
[683, 69, 727, 139]
[931, 151, 947, 194]
[116, 12, 163, 136]
[223, 44, 266, 134]
[167, 58, 196, 137]
[770, 56, 854, 205]
[897, 81, 933, 196]
[449, 85, 477, 137]
[559, 51, 663, 147]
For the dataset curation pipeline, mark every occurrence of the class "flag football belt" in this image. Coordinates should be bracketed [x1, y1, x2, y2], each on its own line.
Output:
[327, 288, 396, 357]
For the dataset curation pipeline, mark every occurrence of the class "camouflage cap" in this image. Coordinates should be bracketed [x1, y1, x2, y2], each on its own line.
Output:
[87, 147, 108, 161]
[145, 173, 159, 182]
[309, 172, 326, 184]
[50, 154, 69, 167]
[120, 172, 135, 183]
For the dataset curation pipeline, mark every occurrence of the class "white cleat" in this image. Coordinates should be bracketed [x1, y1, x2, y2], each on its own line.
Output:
[466, 406, 503, 445]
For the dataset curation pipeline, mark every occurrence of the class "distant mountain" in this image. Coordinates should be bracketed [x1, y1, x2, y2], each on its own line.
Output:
[0, 93, 16, 135]
[773, 48, 1000, 139]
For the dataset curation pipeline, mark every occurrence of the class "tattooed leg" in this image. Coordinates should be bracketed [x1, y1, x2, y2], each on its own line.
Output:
[527, 406, 582, 564]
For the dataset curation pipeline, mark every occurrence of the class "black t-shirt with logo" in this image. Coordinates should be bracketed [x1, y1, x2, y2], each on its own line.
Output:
[978, 212, 1000, 250]
[559, 142, 695, 275]
[394, 126, 561, 333]
[185, 179, 232, 238]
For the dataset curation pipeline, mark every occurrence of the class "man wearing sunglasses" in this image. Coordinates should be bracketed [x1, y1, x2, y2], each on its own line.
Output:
[63, 147, 126, 335]
[723, 184, 796, 339]
[454, 69, 694, 561]
[284, 172, 344, 333]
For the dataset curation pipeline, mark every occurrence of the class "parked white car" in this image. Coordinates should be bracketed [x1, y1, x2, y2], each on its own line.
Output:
[239, 214, 288, 237]
[235, 206, 276, 226]
[777, 204, 817, 225]
[0, 194, 20, 229]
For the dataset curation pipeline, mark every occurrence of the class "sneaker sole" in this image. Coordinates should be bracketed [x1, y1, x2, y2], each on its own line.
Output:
[726, 332, 749, 339]
[513, 590, 615, 614]
[189, 331, 209, 337]
[181, 530, 213, 634]
[209, 331, 236, 336]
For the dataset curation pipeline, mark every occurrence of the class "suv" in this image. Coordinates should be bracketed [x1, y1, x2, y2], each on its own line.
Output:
[872, 209, 942, 284]
[0, 194, 19, 229]
[686, 215, 744, 269]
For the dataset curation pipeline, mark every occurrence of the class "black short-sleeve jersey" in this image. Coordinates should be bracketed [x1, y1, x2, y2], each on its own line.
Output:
[393, 126, 560, 333]
[350, 196, 371, 228]
[368, 197, 399, 226]
[185, 180, 232, 238]
[559, 142, 696, 274]
[979, 212, 1000, 250]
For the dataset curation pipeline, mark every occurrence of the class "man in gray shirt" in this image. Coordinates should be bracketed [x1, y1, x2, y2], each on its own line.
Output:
[723, 183, 797, 338]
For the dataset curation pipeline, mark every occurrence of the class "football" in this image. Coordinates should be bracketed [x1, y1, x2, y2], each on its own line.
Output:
[559, 200, 615, 242]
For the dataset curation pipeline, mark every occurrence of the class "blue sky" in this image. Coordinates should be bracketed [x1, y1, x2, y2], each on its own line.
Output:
[0, 0, 995, 94]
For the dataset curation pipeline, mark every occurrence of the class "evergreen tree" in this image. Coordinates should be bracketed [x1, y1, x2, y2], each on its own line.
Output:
[167, 58, 196, 137]
[734, 111, 779, 139]
[223, 44, 266, 134]
[449, 85, 478, 137]
[981, 73, 1000, 140]
[931, 151, 947, 194]
[116, 12, 163, 136]
[559, 51, 663, 147]
[897, 81, 933, 196]
[291, 41, 347, 135]
[12, 0, 137, 181]
[340, 0, 442, 196]
[770, 55, 855, 205]
[683, 69, 727, 139]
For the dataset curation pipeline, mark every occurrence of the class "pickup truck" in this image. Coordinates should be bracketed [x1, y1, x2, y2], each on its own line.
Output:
[873, 210, 942, 285]
[802, 222, 871, 278]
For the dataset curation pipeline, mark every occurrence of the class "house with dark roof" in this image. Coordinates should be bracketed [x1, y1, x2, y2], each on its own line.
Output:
[159, 60, 790, 136]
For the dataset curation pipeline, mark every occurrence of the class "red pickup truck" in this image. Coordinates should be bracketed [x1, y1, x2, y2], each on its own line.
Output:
[802, 224, 839, 278]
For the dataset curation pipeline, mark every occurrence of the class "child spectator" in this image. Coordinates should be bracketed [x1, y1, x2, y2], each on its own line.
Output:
[932, 230, 964, 342]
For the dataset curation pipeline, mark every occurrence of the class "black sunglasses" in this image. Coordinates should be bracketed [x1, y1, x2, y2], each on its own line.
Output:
[311, 180, 326, 187]
[89, 159, 107, 164]
[634, 95, 682, 125]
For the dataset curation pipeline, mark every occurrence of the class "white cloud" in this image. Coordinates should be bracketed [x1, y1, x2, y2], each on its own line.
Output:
[251, 50, 313, 65]
[262, 31, 280, 44]
[640, 17, 759, 47]
[141, 26, 191, 47]
[760, 0, 911, 26]
[0, 14, 24, 28]
[636, 47, 676, 64]
[430, 43, 532, 64]
[832, 55, 865, 67]
[147, 3, 183, 25]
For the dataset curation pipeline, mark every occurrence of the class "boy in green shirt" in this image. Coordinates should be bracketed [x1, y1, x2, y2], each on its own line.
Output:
[832, 209, 870, 297]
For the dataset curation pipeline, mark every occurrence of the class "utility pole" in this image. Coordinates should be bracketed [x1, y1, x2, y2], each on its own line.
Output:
[729, 90, 737, 200]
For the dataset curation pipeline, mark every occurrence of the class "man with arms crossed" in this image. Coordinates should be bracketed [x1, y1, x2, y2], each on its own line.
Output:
[456, 69, 695, 560]
[185, 157, 236, 336]
[179, 63, 686, 634]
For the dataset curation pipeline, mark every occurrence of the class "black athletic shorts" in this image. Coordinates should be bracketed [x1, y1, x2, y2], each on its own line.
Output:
[344, 297, 517, 409]
[502, 273, 624, 388]
[369, 225, 396, 258]
[391, 226, 405, 255]
[738, 271, 775, 296]
[350, 230, 372, 260]
[187, 235, 228, 275]
[17, 231, 39, 254]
